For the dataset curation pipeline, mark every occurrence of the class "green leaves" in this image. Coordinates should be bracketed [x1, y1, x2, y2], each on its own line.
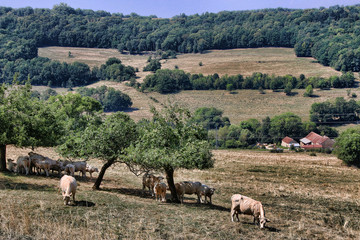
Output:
[334, 128, 360, 166]
[124, 104, 214, 172]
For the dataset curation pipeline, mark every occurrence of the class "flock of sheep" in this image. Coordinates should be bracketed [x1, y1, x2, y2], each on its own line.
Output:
[8, 152, 270, 229]
[142, 172, 270, 229]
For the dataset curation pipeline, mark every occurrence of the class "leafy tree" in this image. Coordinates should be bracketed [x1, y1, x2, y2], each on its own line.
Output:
[58, 112, 138, 189]
[143, 59, 161, 72]
[190, 107, 230, 130]
[303, 85, 313, 97]
[334, 128, 360, 166]
[269, 112, 305, 142]
[0, 83, 62, 171]
[77, 86, 132, 112]
[124, 104, 214, 202]
[284, 82, 292, 95]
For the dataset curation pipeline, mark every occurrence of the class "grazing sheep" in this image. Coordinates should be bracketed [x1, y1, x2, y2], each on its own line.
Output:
[231, 194, 270, 229]
[60, 175, 77, 205]
[199, 184, 215, 204]
[64, 164, 75, 176]
[85, 164, 99, 179]
[179, 181, 202, 203]
[72, 161, 87, 178]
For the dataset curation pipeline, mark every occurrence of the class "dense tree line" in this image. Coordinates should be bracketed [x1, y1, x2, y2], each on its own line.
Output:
[141, 69, 355, 93]
[310, 97, 360, 124]
[0, 57, 136, 87]
[1, 4, 360, 71]
[76, 85, 132, 112]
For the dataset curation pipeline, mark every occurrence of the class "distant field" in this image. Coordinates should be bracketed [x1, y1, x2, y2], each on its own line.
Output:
[86, 81, 359, 125]
[1, 146, 359, 239]
[39, 47, 342, 81]
[39, 46, 356, 126]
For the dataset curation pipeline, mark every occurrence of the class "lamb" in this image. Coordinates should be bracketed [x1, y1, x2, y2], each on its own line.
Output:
[7, 159, 17, 172]
[142, 173, 164, 196]
[59, 175, 77, 205]
[154, 182, 167, 202]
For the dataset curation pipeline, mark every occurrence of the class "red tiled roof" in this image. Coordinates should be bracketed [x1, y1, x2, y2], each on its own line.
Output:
[282, 136, 297, 144]
[305, 132, 331, 145]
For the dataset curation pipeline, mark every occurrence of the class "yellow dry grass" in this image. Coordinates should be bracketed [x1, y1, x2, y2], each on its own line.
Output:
[1, 146, 359, 239]
[38, 46, 356, 126]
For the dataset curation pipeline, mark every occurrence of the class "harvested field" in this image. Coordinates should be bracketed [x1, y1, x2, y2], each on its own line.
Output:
[1, 146, 359, 239]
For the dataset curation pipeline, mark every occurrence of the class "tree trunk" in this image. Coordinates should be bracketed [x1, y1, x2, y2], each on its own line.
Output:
[93, 158, 115, 190]
[0, 144, 7, 172]
[165, 167, 180, 203]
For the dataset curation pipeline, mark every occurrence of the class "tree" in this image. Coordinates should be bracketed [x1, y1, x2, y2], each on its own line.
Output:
[284, 82, 292, 95]
[0, 83, 62, 171]
[143, 59, 161, 72]
[190, 107, 230, 130]
[124, 104, 214, 202]
[304, 85, 313, 97]
[58, 112, 138, 189]
[334, 128, 360, 166]
[269, 112, 305, 143]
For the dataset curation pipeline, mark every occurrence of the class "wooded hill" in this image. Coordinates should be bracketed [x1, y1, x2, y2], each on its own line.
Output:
[1, 3, 360, 75]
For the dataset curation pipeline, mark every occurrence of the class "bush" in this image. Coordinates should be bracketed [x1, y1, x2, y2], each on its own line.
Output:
[77, 86, 132, 112]
[309, 152, 317, 156]
[143, 59, 161, 72]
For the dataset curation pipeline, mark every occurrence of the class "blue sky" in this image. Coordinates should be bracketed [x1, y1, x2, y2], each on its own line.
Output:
[1, 0, 359, 18]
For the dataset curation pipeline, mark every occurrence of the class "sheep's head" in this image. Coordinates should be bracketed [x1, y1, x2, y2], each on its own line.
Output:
[259, 217, 270, 229]
[63, 195, 71, 205]
[208, 188, 215, 196]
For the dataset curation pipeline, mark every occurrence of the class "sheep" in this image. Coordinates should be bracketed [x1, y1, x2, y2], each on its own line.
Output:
[59, 175, 77, 205]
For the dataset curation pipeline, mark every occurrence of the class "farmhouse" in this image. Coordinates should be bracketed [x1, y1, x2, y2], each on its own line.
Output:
[300, 132, 335, 149]
[281, 136, 299, 148]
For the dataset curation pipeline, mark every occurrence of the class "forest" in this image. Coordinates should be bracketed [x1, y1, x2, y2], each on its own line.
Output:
[0, 3, 360, 81]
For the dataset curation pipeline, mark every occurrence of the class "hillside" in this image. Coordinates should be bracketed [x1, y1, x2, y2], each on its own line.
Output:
[37, 47, 357, 124]
[1, 146, 359, 239]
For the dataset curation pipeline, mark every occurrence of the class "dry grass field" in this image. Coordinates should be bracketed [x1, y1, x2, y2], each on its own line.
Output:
[1, 146, 359, 239]
[37, 46, 357, 125]
[38, 47, 342, 82]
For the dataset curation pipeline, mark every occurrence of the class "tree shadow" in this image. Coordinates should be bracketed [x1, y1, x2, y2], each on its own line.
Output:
[122, 107, 139, 113]
[182, 201, 230, 212]
[102, 187, 155, 199]
[74, 200, 96, 207]
[0, 177, 54, 191]
[286, 92, 298, 96]
[102, 187, 230, 212]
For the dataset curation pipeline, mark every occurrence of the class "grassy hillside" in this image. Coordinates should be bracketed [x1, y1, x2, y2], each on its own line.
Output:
[39, 47, 342, 82]
[1, 146, 359, 239]
[38, 47, 357, 125]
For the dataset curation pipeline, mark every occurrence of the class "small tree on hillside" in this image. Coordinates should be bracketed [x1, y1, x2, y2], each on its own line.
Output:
[124, 104, 214, 202]
[303, 85, 313, 97]
[0, 83, 62, 171]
